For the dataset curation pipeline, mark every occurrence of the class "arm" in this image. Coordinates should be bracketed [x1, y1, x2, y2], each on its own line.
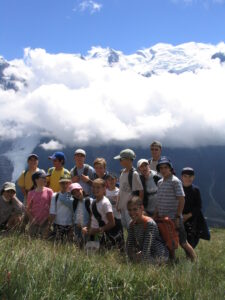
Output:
[142, 222, 155, 262]
[175, 196, 185, 228]
[89, 212, 115, 235]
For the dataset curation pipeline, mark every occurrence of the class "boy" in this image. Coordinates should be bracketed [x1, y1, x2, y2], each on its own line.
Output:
[70, 149, 95, 196]
[17, 154, 40, 202]
[89, 178, 124, 250]
[127, 196, 169, 263]
[137, 159, 161, 216]
[155, 157, 197, 260]
[105, 173, 123, 236]
[149, 141, 162, 172]
[0, 182, 24, 231]
[181, 167, 210, 248]
[60, 183, 92, 247]
[47, 152, 70, 192]
[114, 149, 143, 229]
[93, 157, 108, 180]
[47, 174, 73, 241]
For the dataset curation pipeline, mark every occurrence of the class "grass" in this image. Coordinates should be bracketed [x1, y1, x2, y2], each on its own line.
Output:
[0, 229, 225, 300]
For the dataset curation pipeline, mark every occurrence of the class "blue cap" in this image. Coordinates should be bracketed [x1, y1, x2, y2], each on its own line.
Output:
[48, 151, 66, 161]
[156, 156, 173, 172]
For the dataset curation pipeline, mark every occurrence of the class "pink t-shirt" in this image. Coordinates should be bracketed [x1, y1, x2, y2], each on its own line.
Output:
[27, 187, 53, 225]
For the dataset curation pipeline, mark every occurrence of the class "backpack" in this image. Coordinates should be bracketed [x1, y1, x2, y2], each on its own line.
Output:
[91, 200, 124, 249]
[155, 216, 179, 254]
[72, 164, 90, 177]
[72, 196, 91, 215]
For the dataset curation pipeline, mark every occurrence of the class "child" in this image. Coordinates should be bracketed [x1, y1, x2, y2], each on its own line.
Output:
[17, 154, 40, 202]
[148, 141, 162, 172]
[127, 196, 169, 263]
[137, 159, 161, 216]
[47, 152, 70, 192]
[93, 157, 108, 180]
[27, 170, 53, 237]
[181, 167, 210, 248]
[89, 178, 124, 250]
[47, 174, 73, 241]
[60, 183, 92, 247]
[155, 157, 197, 261]
[0, 182, 24, 231]
[70, 149, 95, 196]
[114, 149, 143, 229]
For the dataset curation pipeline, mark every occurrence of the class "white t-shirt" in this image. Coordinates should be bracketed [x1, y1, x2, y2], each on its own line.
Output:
[91, 196, 113, 229]
[118, 169, 143, 210]
[50, 192, 73, 226]
[106, 187, 121, 219]
[76, 201, 84, 226]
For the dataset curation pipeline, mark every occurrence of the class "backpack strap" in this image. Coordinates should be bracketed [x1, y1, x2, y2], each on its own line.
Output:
[48, 167, 54, 176]
[72, 197, 79, 212]
[130, 215, 151, 230]
[128, 167, 135, 190]
[54, 192, 59, 212]
[84, 197, 91, 215]
[92, 200, 105, 227]
[83, 164, 89, 176]
[73, 166, 78, 177]
[153, 174, 161, 185]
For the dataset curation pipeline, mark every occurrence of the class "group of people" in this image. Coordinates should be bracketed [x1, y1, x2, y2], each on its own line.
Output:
[0, 141, 210, 263]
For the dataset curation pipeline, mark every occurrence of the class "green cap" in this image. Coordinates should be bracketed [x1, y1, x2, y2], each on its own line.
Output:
[114, 149, 136, 160]
[59, 174, 72, 183]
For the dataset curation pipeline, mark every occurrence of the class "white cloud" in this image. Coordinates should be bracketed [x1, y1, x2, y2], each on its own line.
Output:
[39, 140, 65, 150]
[1, 43, 225, 149]
[78, 0, 102, 14]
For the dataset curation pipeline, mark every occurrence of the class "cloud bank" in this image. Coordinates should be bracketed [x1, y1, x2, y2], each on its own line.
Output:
[0, 43, 225, 149]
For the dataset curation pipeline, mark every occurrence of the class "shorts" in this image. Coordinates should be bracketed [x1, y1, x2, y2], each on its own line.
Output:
[177, 219, 187, 245]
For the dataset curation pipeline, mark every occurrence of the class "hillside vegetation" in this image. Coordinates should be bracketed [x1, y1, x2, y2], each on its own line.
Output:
[0, 229, 224, 300]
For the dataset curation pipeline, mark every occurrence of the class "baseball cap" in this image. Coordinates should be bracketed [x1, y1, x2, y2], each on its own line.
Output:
[74, 149, 86, 156]
[48, 152, 66, 161]
[59, 174, 72, 183]
[181, 167, 195, 176]
[114, 149, 136, 160]
[137, 159, 149, 169]
[69, 183, 83, 192]
[27, 154, 39, 160]
[0, 182, 16, 195]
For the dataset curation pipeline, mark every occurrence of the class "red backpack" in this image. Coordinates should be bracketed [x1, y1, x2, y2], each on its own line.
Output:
[155, 216, 179, 254]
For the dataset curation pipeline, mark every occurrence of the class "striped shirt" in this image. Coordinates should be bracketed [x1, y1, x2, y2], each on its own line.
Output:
[157, 175, 185, 219]
[127, 218, 169, 263]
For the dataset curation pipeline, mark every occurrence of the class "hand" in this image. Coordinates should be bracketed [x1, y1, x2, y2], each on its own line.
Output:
[82, 227, 88, 235]
[72, 176, 80, 183]
[183, 213, 192, 223]
[80, 174, 90, 183]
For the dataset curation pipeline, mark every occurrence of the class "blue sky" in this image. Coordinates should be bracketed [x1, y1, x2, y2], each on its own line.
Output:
[1, 0, 225, 60]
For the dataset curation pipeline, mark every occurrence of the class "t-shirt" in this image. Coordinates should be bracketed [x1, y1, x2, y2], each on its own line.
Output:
[145, 171, 158, 214]
[76, 201, 84, 226]
[127, 218, 169, 262]
[106, 187, 121, 219]
[157, 175, 185, 219]
[47, 168, 70, 192]
[91, 196, 113, 229]
[49, 192, 73, 226]
[27, 187, 53, 225]
[70, 164, 95, 196]
[149, 159, 158, 172]
[0, 195, 24, 225]
[118, 169, 143, 210]
[17, 168, 40, 191]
